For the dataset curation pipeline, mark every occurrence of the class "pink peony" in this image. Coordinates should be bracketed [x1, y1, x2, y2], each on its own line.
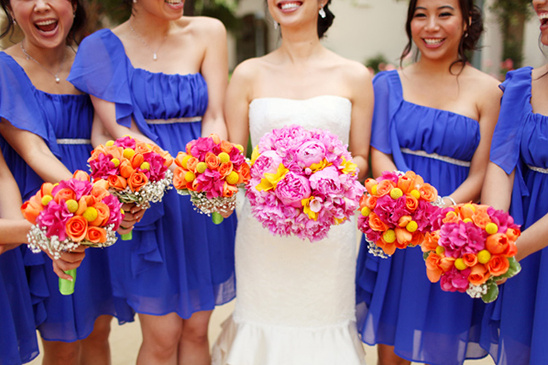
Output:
[309, 165, 341, 197]
[252, 150, 283, 176]
[275, 172, 311, 208]
[296, 141, 326, 166]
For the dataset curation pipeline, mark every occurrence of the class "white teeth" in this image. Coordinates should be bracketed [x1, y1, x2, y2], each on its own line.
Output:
[424, 38, 443, 45]
[35, 19, 56, 26]
[539, 13, 548, 20]
[165, 0, 181, 4]
[281, 2, 300, 10]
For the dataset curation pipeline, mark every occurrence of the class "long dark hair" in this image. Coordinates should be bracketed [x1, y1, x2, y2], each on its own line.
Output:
[0, 0, 87, 44]
[400, 0, 484, 73]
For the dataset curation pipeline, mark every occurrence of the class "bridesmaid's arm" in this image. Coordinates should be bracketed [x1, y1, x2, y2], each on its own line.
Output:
[514, 214, 548, 261]
[0, 118, 72, 182]
[370, 147, 397, 179]
[199, 18, 229, 140]
[225, 61, 254, 152]
[481, 162, 514, 212]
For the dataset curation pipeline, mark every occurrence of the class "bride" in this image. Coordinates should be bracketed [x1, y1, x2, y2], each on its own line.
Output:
[212, 1, 373, 364]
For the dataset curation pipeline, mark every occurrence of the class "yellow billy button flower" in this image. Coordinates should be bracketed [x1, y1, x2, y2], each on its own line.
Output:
[184, 171, 196, 182]
[256, 164, 288, 192]
[140, 162, 150, 171]
[111, 158, 120, 167]
[454, 258, 467, 271]
[235, 144, 244, 153]
[371, 184, 378, 196]
[218, 152, 230, 164]
[485, 222, 498, 235]
[123, 148, 136, 159]
[410, 189, 421, 199]
[361, 206, 371, 217]
[226, 171, 240, 185]
[477, 250, 492, 264]
[65, 199, 79, 213]
[196, 162, 207, 174]
[83, 207, 98, 222]
[383, 229, 396, 244]
[41, 195, 53, 206]
[105, 140, 115, 147]
[340, 157, 357, 175]
[463, 218, 473, 224]
[406, 220, 418, 233]
[463, 203, 476, 212]
[181, 155, 192, 169]
[390, 187, 403, 200]
[446, 211, 457, 219]
[435, 246, 445, 255]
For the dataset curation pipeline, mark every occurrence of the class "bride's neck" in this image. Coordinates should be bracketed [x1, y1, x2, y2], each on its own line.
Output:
[278, 38, 324, 64]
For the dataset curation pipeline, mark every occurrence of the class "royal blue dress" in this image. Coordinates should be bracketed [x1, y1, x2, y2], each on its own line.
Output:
[355, 70, 488, 365]
[0, 51, 134, 343]
[68, 29, 236, 318]
[480, 67, 548, 364]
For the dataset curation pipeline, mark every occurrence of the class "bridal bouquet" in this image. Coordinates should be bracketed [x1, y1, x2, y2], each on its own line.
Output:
[422, 203, 522, 303]
[247, 125, 364, 242]
[21, 171, 124, 295]
[88, 136, 173, 239]
[173, 134, 250, 224]
[358, 171, 442, 257]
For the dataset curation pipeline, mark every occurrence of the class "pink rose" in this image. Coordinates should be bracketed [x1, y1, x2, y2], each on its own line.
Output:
[275, 172, 311, 207]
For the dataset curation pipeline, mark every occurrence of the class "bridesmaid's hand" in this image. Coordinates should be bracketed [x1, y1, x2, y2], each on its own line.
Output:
[49, 246, 86, 280]
[117, 203, 146, 235]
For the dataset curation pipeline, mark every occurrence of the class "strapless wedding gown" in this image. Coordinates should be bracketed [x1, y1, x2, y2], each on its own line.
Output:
[212, 96, 366, 365]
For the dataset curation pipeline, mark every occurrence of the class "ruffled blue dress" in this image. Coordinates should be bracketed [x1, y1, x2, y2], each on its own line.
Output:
[480, 67, 548, 364]
[355, 70, 488, 365]
[68, 29, 236, 318]
[0, 51, 134, 342]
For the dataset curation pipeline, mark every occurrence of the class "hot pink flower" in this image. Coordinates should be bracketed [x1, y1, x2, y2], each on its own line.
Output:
[114, 136, 136, 149]
[440, 267, 470, 293]
[38, 201, 73, 241]
[296, 141, 326, 166]
[275, 172, 311, 208]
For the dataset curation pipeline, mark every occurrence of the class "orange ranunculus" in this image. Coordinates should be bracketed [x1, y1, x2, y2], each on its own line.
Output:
[487, 255, 510, 277]
[220, 140, 234, 154]
[421, 231, 440, 252]
[459, 204, 476, 220]
[405, 195, 419, 211]
[425, 252, 444, 282]
[75, 196, 89, 216]
[127, 171, 148, 192]
[419, 183, 438, 202]
[85, 226, 107, 244]
[205, 152, 221, 170]
[376, 237, 397, 256]
[397, 215, 412, 228]
[66, 215, 88, 242]
[368, 212, 389, 232]
[469, 264, 490, 286]
[406, 170, 424, 187]
[21, 194, 44, 224]
[222, 182, 238, 198]
[365, 196, 377, 209]
[218, 161, 234, 178]
[486, 233, 509, 255]
[54, 188, 76, 203]
[375, 179, 395, 197]
[503, 241, 518, 258]
[186, 156, 199, 172]
[462, 253, 478, 267]
[40, 182, 55, 197]
[440, 256, 456, 272]
[107, 175, 128, 191]
[442, 209, 460, 224]
[209, 133, 221, 144]
[91, 184, 110, 203]
[119, 159, 135, 179]
[130, 153, 145, 169]
[89, 201, 110, 227]
[472, 209, 491, 229]
[173, 168, 187, 190]
[364, 178, 378, 194]
[395, 227, 413, 249]
[73, 170, 90, 182]
[506, 228, 521, 242]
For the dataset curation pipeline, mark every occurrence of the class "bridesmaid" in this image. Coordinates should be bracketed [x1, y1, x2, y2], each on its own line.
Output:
[68, 0, 237, 363]
[0, 0, 137, 363]
[480, 0, 548, 363]
[355, 1, 501, 364]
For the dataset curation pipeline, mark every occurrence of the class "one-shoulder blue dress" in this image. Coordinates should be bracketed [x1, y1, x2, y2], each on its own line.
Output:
[68, 29, 236, 318]
[0, 51, 134, 343]
[480, 67, 548, 364]
[355, 70, 488, 365]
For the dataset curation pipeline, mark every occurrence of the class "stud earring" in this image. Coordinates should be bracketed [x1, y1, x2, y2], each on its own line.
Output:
[274, 21, 278, 30]
[319, 7, 326, 19]
[133, 0, 137, 3]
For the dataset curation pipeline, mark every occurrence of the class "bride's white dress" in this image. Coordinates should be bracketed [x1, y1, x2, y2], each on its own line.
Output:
[212, 96, 366, 365]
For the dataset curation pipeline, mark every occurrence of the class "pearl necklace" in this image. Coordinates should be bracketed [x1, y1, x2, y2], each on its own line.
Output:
[20, 43, 67, 84]
[129, 21, 168, 61]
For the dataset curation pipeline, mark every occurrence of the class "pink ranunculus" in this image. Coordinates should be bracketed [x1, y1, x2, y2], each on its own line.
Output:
[38, 201, 73, 241]
[275, 172, 311, 207]
[296, 141, 327, 166]
[309, 165, 341, 197]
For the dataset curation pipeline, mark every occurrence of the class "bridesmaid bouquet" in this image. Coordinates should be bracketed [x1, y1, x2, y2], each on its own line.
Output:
[357, 171, 442, 258]
[247, 125, 364, 242]
[88, 136, 173, 239]
[173, 133, 250, 224]
[422, 203, 522, 303]
[21, 171, 124, 295]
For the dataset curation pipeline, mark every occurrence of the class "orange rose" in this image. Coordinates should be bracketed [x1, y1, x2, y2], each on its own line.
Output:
[119, 159, 135, 179]
[173, 168, 187, 190]
[462, 253, 478, 267]
[365, 196, 377, 210]
[421, 231, 440, 252]
[469, 264, 490, 286]
[222, 182, 238, 198]
[40, 182, 55, 197]
[376, 179, 396, 197]
[91, 184, 110, 203]
[134, 141, 151, 155]
[218, 161, 234, 178]
[405, 195, 419, 211]
[419, 183, 438, 202]
[397, 215, 412, 228]
[174, 152, 187, 168]
[397, 174, 416, 193]
[85, 226, 107, 244]
[359, 194, 368, 209]
[395, 227, 413, 249]
[73, 170, 90, 182]
[407, 171, 424, 187]
[103, 145, 123, 160]
[21, 194, 44, 224]
[368, 212, 388, 232]
[472, 210, 491, 229]
[107, 175, 128, 191]
[503, 241, 518, 258]
[93, 179, 109, 190]
[54, 188, 76, 203]
[409, 232, 424, 247]
[506, 228, 521, 242]
[89, 201, 110, 227]
[66, 215, 88, 242]
[205, 152, 221, 170]
[186, 156, 199, 172]
[487, 255, 510, 277]
[486, 233, 509, 255]
[442, 209, 460, 224]
[459, 204, 476, 220]
[439, 256, 456, 272]
[130, 153, 145, 169]
[209, 133, 221, 144]
[220, 140, 234, 154]
[364, 178, 378, 194]
[150, 146, 173, 167]
[127, 171, 148, 192]
[376, 237, 396, 256]
[425, 252, 444, 282]
[185, 141, 193, 155]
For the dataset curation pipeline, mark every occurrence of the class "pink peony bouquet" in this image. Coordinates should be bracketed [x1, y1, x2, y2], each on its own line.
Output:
[358, 170, 443, 258]
[246, 125, 364, 242]
[422, 203, 521, 303]
[21, 171, 124, 295]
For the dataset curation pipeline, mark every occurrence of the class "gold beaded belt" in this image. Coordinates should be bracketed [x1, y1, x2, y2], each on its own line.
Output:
[401, 148, 471, 167]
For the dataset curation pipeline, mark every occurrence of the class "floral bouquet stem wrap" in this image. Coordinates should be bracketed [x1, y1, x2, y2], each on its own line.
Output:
[246, 125, 364, 242]
[21, 171, 124, 295]
[88, 136, 173, 240]
[357, 170, 443, 258]
[422, 203, 522, 303]
[173, 133, 250, 224]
